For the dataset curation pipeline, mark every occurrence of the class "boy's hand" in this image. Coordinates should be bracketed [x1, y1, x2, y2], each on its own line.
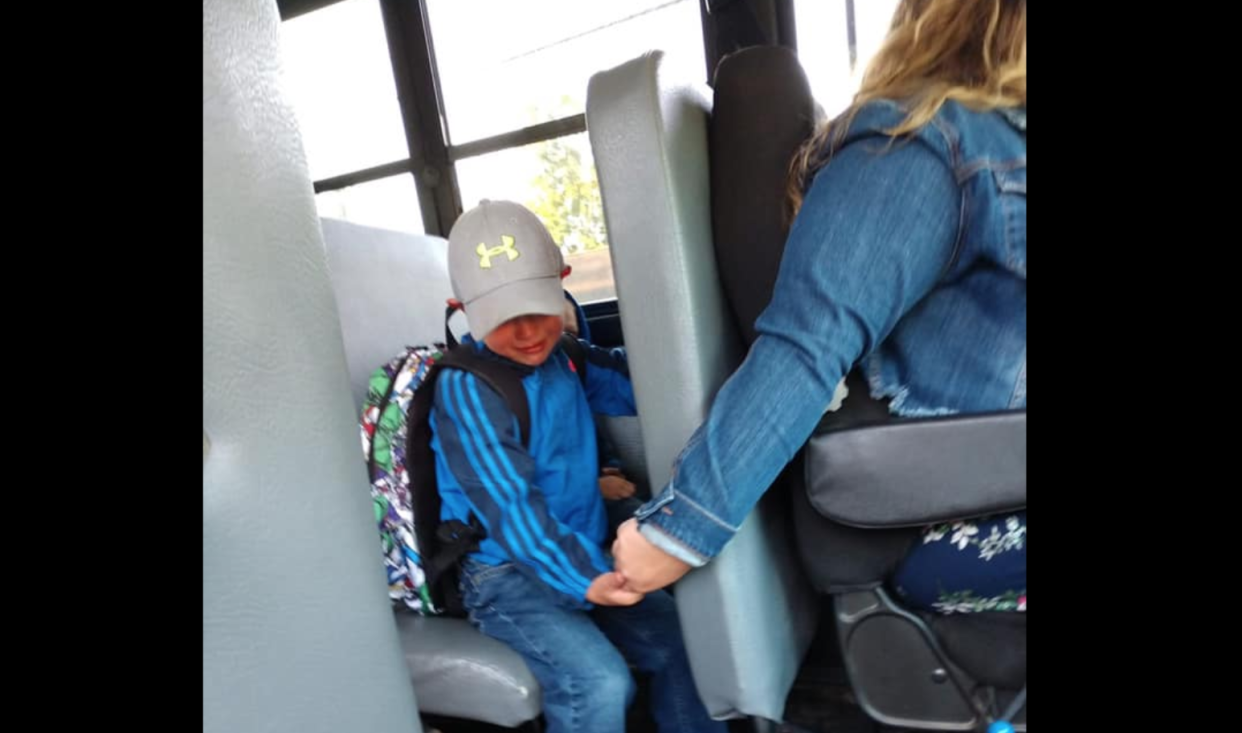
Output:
[586, 571, 644, 606]
[598, 471, 636, 500]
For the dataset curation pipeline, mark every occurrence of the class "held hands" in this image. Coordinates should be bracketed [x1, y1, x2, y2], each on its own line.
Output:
[611, 518, 692, 593]
[586, 570, 645, 606]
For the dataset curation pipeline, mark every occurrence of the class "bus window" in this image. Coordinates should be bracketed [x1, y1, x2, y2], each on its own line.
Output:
[277, 0, 707, 304]
[279, 0, 425, 234]
[793, 0, 901, 117]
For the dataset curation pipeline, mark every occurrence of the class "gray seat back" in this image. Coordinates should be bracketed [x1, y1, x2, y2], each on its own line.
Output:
[319, 219, 455, 411]
[203, 0, 423, 730]
[586, 50, 819, 722]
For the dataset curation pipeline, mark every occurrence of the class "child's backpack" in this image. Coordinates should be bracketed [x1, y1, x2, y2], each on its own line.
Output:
[361, 319, 587, 616]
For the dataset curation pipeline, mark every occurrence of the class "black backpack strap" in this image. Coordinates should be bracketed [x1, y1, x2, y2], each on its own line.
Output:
[436, 347, 533, 446]
[402, 358, 460, 612]
[423, 514, 485, 605]
[559, 332, 588, 388]
[404, 346, 533, 616]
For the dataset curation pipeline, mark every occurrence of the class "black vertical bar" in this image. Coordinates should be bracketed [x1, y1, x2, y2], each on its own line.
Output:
[380, 0, 461, 236]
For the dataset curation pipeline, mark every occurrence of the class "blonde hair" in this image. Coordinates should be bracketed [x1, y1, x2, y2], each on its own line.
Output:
[787, 0, 1026, 218]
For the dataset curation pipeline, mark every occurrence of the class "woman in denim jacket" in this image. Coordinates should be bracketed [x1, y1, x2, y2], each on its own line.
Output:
[614, 0, 1026, 615]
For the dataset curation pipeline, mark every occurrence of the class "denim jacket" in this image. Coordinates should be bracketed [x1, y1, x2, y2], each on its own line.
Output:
[636, 99, 1027, 565]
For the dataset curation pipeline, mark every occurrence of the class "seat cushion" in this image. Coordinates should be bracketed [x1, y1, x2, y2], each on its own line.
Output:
[394, 614, 541, 727]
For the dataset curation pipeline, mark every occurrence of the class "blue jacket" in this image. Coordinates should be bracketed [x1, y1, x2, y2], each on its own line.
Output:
[431, 337, 636, 607]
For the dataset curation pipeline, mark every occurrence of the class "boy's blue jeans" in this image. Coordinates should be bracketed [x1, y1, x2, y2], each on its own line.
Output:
[460, 558, 726, 733]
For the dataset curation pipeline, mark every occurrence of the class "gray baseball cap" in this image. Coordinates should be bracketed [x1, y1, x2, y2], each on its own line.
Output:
[447, 200, 566, 340]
